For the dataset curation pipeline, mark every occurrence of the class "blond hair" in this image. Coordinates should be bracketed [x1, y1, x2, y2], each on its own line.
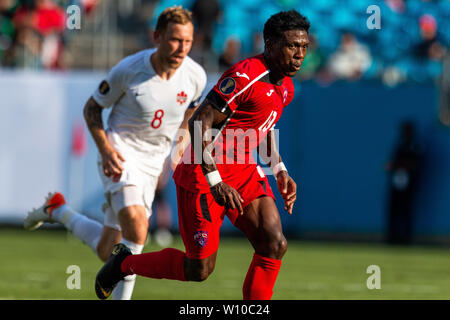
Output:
[155, 6, 193, 33]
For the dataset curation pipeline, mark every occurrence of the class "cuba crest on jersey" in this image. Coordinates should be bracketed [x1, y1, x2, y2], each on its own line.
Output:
[193, 230, 208, 247]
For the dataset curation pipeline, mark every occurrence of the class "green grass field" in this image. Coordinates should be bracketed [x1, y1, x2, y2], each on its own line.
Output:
[1, 228, 450, 300]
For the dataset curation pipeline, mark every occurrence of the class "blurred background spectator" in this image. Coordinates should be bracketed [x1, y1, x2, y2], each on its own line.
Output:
[385, 121, 422, 245]
[0, 0, 17, 63]
[327, 32, 372, 81]
[414, 13, 445, 62]
[218, 36, 240, 71]
[190, 0, 221, 69]
[2, 0, 66, 68]
[191, 0, 220, 52]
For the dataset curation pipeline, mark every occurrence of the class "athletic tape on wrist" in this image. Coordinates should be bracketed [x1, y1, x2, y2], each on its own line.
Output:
[272, 162, 287, 177]
[205, 170, 222, 187]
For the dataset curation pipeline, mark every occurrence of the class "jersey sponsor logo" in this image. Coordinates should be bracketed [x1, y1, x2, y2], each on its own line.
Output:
[193, 230, 208, 247]
[98, 80, 110, 95]
[267, 89, 274, 96]
[177, 91, 188, 105]
[219, 77, 236, 95]
[236, 72, 250, 80]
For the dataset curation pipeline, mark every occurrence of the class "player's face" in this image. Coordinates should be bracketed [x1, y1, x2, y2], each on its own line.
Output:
[157, 22, 194, 68]
[272, 29, 309, 77]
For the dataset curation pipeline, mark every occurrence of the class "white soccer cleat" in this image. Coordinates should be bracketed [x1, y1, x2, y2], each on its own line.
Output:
[24, 192, 66, 231]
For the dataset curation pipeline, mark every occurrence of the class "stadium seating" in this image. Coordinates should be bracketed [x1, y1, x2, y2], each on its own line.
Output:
[150, 0, 448, 82]
[1, 0, 448, 82]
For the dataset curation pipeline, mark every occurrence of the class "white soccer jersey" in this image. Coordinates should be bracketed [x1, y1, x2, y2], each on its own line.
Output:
[92, 48, 207, 177]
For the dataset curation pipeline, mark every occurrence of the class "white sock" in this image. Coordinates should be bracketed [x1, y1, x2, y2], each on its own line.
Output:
[112, 238, 144, 300]
[52, 205, 102, 254]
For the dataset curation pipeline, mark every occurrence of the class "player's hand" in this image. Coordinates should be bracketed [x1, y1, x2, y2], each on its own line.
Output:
[211, 182, 245, 215]
[100, 146, 125, 182]
[276, 171, 297, 214]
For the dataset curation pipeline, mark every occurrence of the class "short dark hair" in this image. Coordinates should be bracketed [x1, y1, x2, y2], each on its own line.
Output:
[263, 10, 310, 42]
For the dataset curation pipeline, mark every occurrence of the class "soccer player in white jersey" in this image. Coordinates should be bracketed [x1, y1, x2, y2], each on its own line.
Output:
[24, 6, 206, 300]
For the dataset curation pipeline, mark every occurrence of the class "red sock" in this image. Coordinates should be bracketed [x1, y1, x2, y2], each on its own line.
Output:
[121, 248, 186, 281]
[242, 253, 282, 300]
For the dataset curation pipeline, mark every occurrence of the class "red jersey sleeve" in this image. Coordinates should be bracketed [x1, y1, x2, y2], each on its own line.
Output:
[212, 58, 268, 112]
[211, 62, 249, 111]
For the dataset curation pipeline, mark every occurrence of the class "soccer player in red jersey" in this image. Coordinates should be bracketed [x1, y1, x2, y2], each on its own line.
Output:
[95, 10, 310, 300]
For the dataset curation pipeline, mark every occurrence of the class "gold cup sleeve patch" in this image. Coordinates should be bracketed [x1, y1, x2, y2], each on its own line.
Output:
[98, 80, 110, 95]
[219, 77, 236, 95]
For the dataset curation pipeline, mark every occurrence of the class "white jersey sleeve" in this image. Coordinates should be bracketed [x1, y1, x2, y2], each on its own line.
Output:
[188, 65, 207, 109]
[92, 62, 128, 108]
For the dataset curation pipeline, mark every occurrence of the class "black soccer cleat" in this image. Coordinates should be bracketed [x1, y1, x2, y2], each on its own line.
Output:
[95, 243, 132, 300]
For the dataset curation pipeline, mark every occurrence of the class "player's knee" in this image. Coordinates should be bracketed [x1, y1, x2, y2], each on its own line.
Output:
[118, 206, 148, 235]
[185, 259, 215, 282]
[264, 233, 288, 259]
[120, 207, 146, 223]
[186, 265, 212, 282]
[273, 236, 288, 258]
[192, 270, 210, 282]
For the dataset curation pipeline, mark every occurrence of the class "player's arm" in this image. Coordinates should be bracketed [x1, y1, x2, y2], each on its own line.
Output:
[83, 97, 125, 181]
[189, 99, 244, 215]
[260, 129, 297, 214]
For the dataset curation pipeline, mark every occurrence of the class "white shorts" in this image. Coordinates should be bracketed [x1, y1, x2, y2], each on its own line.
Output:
[97, 158, 159, 231]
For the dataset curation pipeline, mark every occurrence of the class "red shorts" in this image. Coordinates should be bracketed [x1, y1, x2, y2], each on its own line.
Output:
[176, 169, 275, 260]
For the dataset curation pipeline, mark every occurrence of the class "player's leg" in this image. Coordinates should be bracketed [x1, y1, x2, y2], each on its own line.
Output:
[95, 186, 221, 299]
[184, 253, 217, 281]
[96, 217, 189, 299]
[234, 196, 287, 300]
[24, 192, 105, 255]
[117, 205, 148, 244]
[106, 186, 149, 252]
[120, 250, 217, 282]
[110, 206, 146, 300]
[104, 186, 148, 300]
[96, 226, 122, 261]
[120, 186, 220, 282]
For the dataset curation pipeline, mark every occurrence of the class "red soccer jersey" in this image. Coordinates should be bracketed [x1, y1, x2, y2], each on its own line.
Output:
[173, 54, 295, 192]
